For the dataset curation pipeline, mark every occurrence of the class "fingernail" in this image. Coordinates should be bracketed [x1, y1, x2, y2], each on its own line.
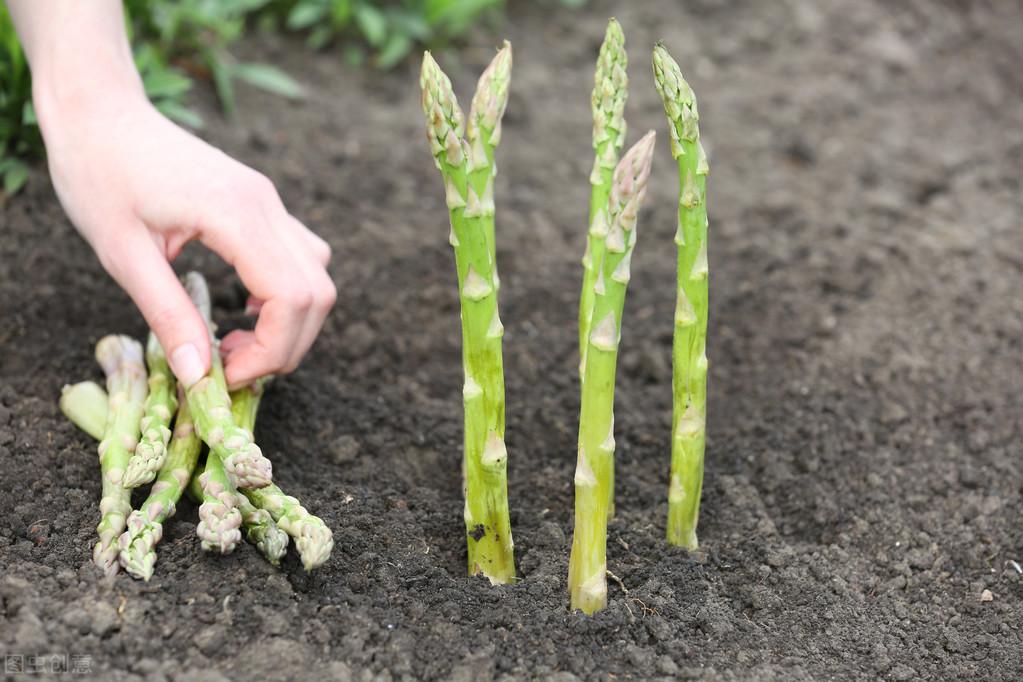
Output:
[170, 343, 205, 387]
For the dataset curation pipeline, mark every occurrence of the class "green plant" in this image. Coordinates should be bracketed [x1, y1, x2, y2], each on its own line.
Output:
[0, 3, 34, 197]
[568, 131, 655, 615]
[126, 0, 305, 117]
[420, 44, 516, 584]
[282, 0, 502, 68]
[653, 44, 709, 551]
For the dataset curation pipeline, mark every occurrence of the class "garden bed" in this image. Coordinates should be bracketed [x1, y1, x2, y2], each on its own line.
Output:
[2, 0, 1022, 678]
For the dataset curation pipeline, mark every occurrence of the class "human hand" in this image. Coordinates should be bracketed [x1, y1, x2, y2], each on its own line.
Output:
[30, 39, 335, 389]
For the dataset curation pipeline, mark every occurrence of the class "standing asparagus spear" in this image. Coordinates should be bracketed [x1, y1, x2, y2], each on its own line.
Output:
[60, 381, 110, 441]
[93, 335, 148, 577]
[653, 44, 710, 550]
[420, 45, 516, 584]
[182, 272, 273, 490]
[568, 131, 656, 614]
[118, 389, 203, 579]
[123, 333, 177, 488]
[580, 18, 628, 378]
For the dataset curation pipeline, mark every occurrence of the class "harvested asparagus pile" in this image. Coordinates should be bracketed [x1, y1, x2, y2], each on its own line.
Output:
[59, 271, 333, 580]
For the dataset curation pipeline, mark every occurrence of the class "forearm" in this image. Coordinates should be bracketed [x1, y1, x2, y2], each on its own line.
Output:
[6, 0, 144, 133]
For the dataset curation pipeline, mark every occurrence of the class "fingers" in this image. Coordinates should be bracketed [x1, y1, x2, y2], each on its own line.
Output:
[97, 226, 211, 387]
[196, 178, 335, 387]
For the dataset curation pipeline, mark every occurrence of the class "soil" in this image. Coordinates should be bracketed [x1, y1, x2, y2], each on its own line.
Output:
[2, 0, 1023, 679]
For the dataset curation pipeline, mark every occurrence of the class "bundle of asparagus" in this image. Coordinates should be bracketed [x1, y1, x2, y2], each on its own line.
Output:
[59, 271, 333, 580]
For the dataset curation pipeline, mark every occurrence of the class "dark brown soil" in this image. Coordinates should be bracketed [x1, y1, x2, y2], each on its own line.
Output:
[3, 1, 1023, 679]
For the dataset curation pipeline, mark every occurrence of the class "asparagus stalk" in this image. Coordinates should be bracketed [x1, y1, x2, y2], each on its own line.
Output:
[580, 18, 628, 378]
[118, 388, 203, 579]
[568, 131, 656, 614]
[229, 382, 289, 566]
[232, 382, 330, 570]
[182, 272, 273, 489]
[122, 333, 177, 487]
[60, 381, 109, 441]
[93, 335, 148, 577]
[654, 45, 710, 550]
[420, 45, 516, 584]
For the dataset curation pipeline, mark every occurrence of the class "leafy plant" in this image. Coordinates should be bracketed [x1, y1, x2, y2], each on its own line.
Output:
[125, 0, 305, 118]
[280, 0, 503, 68]
[0, 4, 34, 196]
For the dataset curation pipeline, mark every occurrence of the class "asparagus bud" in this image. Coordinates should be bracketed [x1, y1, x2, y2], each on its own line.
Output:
[197, 450, 243, 554]
[420, 47, 516, 584]
[118, 389, 202, 580]
[60, 381, 109, 441]
[93, 335, 148, 577]
[580, 19, 628, 378]
[569, 131, 656, 614]
[183, 272, 273, 489]
[123, 333, 177, 488]
[654, 44, 710, 550]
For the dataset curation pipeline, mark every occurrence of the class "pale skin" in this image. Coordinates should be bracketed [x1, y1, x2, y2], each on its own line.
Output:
[8, 1, 337, 389]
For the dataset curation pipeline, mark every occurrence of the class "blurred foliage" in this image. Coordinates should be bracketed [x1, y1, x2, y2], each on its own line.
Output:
[1, 0, 583, 197]
[272, 0, 503, 68]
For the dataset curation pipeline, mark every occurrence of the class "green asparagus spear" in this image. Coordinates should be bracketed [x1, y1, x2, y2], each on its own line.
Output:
[60, 381, 109, 441]
[118, 388, 203, 579]
[654, 44, 710, 550]
[123, 333, 177, 488]
[229, 382, 289, 566]
[182, 272, 273, 490]
[197, 447, 243, 554]
[231, 382, 331, 570]
[580, 18, 628, 379]
[93, 335, 148, 577]
[568, 131, 656, 614]
[421, 46, 516, 584]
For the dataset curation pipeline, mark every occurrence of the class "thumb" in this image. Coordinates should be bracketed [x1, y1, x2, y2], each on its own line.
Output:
[101, 230, 211, 387]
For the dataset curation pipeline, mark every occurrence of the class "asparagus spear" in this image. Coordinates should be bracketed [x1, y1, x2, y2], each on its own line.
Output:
[580, 18, 628, 379]
[568, 131, 656, 614]
[654, 44, 710, 550]
[229, 382, 289, 566]
[118, 388, 203, 579]
[93, 335, 148, 577]
[182, 272, 273, 490]
[232, 382, 331, 570]
[420, 45, 516, 584]
[197, 447, 243, 554]
[60, 381, 109, 441]
[122, 333, 177, 488]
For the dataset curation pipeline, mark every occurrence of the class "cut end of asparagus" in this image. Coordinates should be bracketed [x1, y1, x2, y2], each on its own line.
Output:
[468, 40, 512, 140]
[117, 511, 164, 581]
[60, 381, 109, 441]
[421, 51, 466, 164]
